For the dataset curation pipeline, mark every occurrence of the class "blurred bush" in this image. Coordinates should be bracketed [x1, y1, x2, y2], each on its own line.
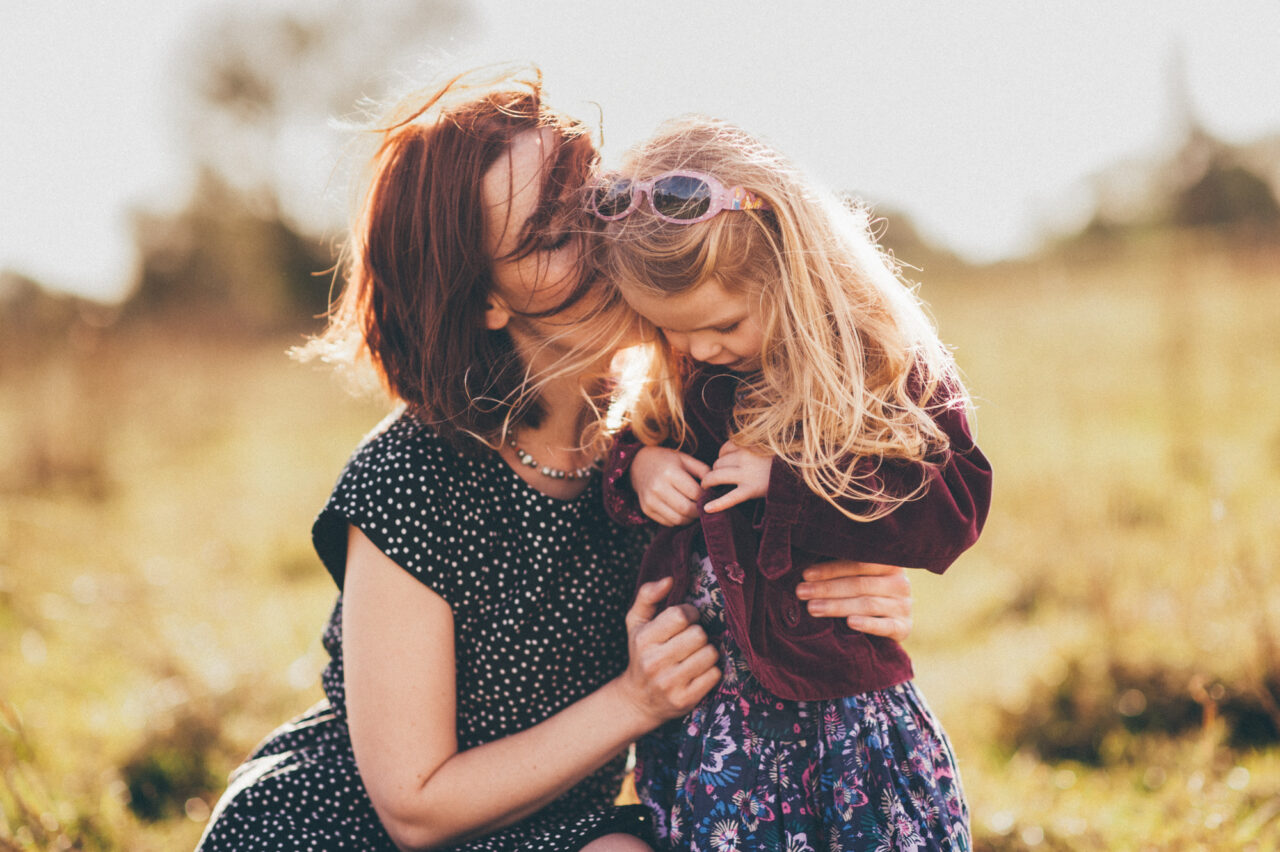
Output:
[998, 655, 1280, 765]
[119, 705, 227, 824]
[1076, 123, 1280, 245]
[125, 169, 335, 332]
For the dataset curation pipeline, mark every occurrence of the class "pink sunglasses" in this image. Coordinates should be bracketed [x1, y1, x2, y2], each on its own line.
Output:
[587, 170, 770, 224]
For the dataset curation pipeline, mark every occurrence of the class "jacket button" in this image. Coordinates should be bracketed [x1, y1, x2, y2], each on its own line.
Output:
[723, 561, 744, 583]
[783, 600, 801, 627]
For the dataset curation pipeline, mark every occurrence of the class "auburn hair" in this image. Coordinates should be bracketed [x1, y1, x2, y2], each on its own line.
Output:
[303, 66, 605, 452]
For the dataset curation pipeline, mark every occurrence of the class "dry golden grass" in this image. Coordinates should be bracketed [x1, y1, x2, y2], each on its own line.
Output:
[1, 230, 1277, 849]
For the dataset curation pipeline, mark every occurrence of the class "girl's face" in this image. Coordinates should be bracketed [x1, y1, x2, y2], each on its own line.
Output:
[621, 277, 765, 372]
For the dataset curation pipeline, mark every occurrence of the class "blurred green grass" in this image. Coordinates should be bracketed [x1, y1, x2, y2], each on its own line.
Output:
[2, 231, 1278, 850]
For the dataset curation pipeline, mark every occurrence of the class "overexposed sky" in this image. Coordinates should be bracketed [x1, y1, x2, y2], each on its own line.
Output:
[3, 0, 1279, 301]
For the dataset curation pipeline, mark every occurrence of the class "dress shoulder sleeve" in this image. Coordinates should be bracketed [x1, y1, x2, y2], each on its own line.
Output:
[311, 412, 474, 607]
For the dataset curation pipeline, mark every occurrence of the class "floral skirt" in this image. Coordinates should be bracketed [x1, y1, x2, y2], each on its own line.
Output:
[635, 552, 969, 852]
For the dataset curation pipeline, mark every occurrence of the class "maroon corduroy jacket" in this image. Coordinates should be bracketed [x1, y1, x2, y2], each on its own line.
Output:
[603, 366, 993, 701]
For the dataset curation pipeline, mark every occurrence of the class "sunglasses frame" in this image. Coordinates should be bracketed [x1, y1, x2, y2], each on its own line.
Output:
[588, 169, 769, 224]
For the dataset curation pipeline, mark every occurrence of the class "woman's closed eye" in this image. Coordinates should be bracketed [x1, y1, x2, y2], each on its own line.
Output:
[537, 231, 574, 251]
[713, 322, 740, 334]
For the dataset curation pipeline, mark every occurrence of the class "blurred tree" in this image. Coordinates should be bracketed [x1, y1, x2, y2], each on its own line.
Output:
[1064, 48, 1280, 248]
[127, 169, 335, 330]
[126, 0, 471, 330]
[1070, 128, 1280, 247]
[1172, 156, 1280, 229]
[0, 270, 119, 365]
[180, 0, 471, 235]
[863, 203, 965, 273]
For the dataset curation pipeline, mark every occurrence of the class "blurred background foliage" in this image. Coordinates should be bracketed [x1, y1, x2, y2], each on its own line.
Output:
[2, 3, 1280, 850]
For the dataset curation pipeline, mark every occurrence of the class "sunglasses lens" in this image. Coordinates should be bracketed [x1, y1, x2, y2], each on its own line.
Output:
[651, 175, 712, 220]
[591, 179, 634, 219]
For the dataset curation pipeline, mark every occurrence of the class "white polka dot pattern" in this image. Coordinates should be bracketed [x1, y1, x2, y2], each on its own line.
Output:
[197, 411, 654, 850]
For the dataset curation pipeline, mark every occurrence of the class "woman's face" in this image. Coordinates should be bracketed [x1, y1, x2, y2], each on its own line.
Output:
[481, 128, 589, 327]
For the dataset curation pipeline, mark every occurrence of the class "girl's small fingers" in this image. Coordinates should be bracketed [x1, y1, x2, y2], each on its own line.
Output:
[702, 487, 748, 514]
[642, 499, 675, 526]
[670, 473, 704, 504]
[659, 493, 698, 523]
[678, 453, 712, 480]
[699, 468, 736, 490]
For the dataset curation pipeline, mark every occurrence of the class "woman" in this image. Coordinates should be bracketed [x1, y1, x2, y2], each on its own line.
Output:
[196, 67, 916, 852]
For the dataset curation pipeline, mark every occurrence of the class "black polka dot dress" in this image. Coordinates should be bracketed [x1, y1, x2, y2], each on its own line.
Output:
[197, 410, 654, 851]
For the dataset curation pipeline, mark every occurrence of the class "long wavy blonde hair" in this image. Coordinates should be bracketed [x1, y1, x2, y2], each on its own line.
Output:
[599, 116, 969, 520]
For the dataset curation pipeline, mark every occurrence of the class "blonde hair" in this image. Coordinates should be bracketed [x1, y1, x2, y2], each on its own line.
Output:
[600, 116, 968, 520]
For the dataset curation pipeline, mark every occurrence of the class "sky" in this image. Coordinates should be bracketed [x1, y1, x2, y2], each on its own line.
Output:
[3, 0, 1279, 302]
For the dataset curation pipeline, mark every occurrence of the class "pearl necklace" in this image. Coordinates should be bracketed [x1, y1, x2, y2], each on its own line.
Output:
[507, 436, 600, 481]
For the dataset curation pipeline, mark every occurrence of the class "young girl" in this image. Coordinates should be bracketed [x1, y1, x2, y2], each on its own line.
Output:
[593, 118, 993, 851]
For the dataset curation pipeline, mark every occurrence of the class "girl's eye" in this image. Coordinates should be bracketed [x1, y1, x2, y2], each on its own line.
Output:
[713, 322, 740, 334]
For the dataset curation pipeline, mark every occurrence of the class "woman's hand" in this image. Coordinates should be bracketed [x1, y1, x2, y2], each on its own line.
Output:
[795, 561, 914, 641]
[630, 447, 710, 527]
[702, 441, 772, 513]
[343, 533, 717, 849]
[616, 577, 720, 725]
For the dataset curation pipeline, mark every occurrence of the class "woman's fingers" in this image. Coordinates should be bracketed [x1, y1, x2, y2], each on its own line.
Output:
[802, 560, 904, 582]
[795, 560, 914, 641]
[625, 600, 721, 717]
[802, 593, 910, 620]
[625, 577, 674, 632]
[798, 562, 911, 604]
[636, 602, 699, 645]
[847, 614, 913, 642]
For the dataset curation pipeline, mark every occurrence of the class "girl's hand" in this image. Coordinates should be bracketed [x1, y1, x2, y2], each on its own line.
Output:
[702, 441, 773, 512]
[795, 561, 914, 640]
[630, 446, 710, 526]
[618, 578, 721, 725]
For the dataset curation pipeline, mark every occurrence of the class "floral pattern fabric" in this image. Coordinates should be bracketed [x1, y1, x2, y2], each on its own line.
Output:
[635, 550, 970, 852]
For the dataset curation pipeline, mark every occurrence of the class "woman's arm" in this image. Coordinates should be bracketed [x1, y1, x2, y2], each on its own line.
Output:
[342, 526, 718, 851]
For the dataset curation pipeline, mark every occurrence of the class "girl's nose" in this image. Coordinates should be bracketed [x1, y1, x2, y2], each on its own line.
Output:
[663, 331, 691, 354]
[689, 335, 720, 363]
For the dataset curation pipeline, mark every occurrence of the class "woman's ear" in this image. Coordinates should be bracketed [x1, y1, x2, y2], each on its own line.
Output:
[482, 293, 512, 330]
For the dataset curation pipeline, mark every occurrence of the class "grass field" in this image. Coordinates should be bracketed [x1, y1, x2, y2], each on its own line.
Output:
[2, 230, 1278, 850]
